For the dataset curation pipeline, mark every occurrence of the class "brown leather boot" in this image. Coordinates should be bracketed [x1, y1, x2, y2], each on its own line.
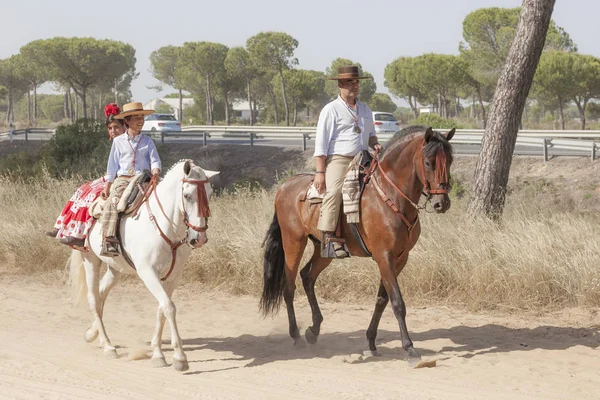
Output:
[45, 229, 59, 238]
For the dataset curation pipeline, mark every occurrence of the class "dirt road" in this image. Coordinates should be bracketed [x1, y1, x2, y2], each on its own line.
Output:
[0, 278, 598, 400]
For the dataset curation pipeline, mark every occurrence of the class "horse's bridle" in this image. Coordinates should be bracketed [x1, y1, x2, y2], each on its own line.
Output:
[365, 140, 450, 231]
[181, 178, 211, 233]
[143, 175, 211, 281]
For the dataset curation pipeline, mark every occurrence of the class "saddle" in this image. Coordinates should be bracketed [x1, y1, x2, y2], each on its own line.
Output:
[89, 170, 153, 220]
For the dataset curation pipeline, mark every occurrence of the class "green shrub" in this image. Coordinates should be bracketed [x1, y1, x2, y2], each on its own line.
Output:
[40, 119, 111, 178]
[414, 113, 461, 129]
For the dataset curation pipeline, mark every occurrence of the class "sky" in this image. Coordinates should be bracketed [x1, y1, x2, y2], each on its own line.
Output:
[2, 0, 599, 106]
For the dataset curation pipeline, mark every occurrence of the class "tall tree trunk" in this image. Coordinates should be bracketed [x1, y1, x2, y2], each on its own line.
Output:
[224, 91, 230, 126]
[33, 85, 38, 125]
[408, 96, 419, 119]
[455, 96, 460, 117]
[267, 85, 278, 125]
[279, 71, 290, 126]
[27, 90, 31, 123]
[178, 89, 183, 122]
[558, 98, 565, 130]
[575, 99, 586, 130]
[293, 101, 298, 126]
[64, 90, 69, 120]
[476, 85, 487, 129]
[6, 88, 12, 123]
[81, 86, 88, 119]
[205, 75, 214, 125]
[467, 0, 556, 220]
[69, 89, 75, 122]
[247, 80, 254, 126]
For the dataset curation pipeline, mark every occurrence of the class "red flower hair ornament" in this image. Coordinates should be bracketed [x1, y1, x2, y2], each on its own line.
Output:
[104, 103, 121, 117]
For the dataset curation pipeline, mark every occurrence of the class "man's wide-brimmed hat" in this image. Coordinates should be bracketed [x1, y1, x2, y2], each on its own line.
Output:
[328, 65, 371, 80]
[114, 102, 154, 118]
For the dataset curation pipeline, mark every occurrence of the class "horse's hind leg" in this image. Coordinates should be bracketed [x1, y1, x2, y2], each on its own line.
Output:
[300, 243, 332, 344]
[149, 279, 177, 368]
[84, 267, 121, 343]
[82, 257, 118, 358]
[137, 268, 188, 371]
[281, 235, 308, 346]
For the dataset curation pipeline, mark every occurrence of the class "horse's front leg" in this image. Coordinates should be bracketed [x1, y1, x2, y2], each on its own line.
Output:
[82, 259, 118, 358]
[138, 267, 188, 371]
[149, 279, 177, 368]
[365, 281, 388, 356]
[85, 267, 121, 343]
[373, 251, 420, 363]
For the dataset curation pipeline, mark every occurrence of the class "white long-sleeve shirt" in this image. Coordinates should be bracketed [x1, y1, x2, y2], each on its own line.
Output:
[105, 133, 161, 183]
[314, 96, 376, 157]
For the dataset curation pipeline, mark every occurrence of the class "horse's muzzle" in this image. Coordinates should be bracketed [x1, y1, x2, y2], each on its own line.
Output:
[189, 234, 208, 248]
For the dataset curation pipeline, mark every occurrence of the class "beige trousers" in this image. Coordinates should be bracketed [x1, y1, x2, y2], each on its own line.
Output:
[317, 155, 354, 232]
[101, 176, 133, 237]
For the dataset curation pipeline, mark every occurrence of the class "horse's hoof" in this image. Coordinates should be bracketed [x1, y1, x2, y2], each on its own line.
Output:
[305, 328, 318, 344]
[104, 349, 119, 359]
[407, 355, 423, 368]
[173, 359, 189, 372]
[362, 350, 381, 358]
[151, 357, 168, 368]
[84, 329, 98, 343]
[293, 337, 306, 348]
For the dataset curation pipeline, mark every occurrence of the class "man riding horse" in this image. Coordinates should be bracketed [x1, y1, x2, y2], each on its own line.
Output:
[314, 65, 383, 258]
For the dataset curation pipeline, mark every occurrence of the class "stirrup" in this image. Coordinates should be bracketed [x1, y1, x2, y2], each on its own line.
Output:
[321, 235, 350, 259]
[101, 237, 120, 257]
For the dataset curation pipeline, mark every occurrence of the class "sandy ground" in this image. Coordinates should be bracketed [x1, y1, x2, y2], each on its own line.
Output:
[0, 277, 598, 400]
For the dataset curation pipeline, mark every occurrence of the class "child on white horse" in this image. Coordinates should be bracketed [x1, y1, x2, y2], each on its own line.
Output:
[100, 102, 161, 256]
[46, 103, 125, 247]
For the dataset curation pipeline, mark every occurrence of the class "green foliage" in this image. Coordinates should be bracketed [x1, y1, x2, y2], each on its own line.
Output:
[414, 113, 460, 129]
[40, 119, 112, 178]
[0, 151, 43, 178]
[367, 93, 396, 113]
[32, 37, 136, 118]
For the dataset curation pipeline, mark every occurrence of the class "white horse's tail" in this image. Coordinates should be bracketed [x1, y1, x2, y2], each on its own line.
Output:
[67, 250, 87, 305]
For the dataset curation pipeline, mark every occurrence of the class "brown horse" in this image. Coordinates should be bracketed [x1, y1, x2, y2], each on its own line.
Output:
[260, 125, 455, 364]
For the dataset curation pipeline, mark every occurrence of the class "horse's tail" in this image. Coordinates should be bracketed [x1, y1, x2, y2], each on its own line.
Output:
[260, 211, 286, 316]
[67, 250, 87, 305]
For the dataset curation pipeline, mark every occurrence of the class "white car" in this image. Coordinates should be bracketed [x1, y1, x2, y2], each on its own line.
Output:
[372, 111, 400, 134]
[142, 113, 181, 132]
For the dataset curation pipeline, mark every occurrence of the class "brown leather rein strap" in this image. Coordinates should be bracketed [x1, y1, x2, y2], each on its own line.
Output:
[143, 176, 211, 281]
[362, 147, 420, 232]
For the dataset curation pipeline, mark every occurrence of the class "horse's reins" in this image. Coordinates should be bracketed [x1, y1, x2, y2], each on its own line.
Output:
[143, 174, 211, 281]
[364, 140, 450, 232]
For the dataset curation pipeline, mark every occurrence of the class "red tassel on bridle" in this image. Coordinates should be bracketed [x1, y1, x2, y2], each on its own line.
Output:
[435, 149, 448, 185]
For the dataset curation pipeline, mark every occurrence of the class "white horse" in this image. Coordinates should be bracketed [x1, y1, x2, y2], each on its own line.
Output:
[68, 159, 218, 371]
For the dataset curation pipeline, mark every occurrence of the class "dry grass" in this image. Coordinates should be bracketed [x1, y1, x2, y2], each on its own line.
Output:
[1, 167, 600, 311]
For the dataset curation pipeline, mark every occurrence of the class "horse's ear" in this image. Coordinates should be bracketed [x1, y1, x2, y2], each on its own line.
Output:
[184, 160, 192, 175]
[445, 128, 456, 141]
[204, 169, 220, 179]
[424, 127, 434, 143]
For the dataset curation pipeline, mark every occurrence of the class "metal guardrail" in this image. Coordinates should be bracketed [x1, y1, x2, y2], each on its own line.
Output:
[2, 126, 599, 161]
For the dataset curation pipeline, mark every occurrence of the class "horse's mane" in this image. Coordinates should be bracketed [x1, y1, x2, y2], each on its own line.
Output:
[165, 159, 192, 175]
[380, 125, 453, 164]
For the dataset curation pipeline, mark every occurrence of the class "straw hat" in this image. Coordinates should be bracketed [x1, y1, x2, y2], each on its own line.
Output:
[114, 102, 154, 118]
[327, 65, 371, 80]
